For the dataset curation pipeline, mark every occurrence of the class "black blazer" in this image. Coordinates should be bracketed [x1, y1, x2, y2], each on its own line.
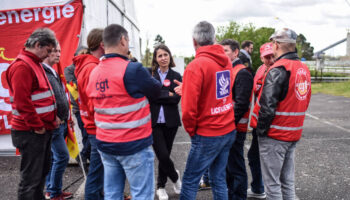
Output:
[150, 68, 182, 128]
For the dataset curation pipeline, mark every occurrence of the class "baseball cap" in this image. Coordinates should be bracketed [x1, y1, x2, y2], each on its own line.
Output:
[269, 28, 297, 43]
[260, 42, 273, 57]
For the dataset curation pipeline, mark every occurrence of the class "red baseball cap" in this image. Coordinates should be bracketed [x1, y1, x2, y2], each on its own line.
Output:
[260, 42, 273, 57]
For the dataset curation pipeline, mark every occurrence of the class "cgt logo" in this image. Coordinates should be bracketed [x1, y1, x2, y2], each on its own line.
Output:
[295, 68, 310, 100]
[96, 78, 109, 92]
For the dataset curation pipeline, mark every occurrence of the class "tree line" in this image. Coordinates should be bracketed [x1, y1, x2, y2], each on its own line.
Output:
[142, 21, 314, 72]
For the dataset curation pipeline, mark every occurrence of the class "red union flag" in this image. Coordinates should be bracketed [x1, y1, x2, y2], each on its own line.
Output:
[0, 0, 83, 134]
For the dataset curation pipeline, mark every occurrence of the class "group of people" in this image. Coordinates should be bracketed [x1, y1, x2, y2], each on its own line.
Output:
[7, 20, 311, 200]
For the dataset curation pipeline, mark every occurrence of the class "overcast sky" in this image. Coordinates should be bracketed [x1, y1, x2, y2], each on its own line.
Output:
[134, 0, 350, 57]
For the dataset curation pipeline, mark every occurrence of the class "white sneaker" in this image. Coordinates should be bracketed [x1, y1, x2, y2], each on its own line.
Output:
[173, 169, 182, 194]
[247, 188, 267, 199]
[156, 188, 169, 200]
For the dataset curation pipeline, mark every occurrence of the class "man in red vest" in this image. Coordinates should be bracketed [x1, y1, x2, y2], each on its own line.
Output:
[256, 28, 311, 199]
[6, 28, 57, 200]
[246, 42, 274, 199]
[220, 39, 253, 200]
[86, 24, 161, 199]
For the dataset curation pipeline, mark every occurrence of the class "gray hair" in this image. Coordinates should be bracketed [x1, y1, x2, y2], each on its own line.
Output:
[192, 21, 215, 46]
[25, 28, 57, 48]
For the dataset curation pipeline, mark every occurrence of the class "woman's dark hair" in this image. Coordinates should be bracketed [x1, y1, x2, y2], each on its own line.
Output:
[151, 44, 176, 74]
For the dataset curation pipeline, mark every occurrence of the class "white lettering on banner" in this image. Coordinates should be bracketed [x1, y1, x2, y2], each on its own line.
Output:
[0, 115, 11, 129]
[0, 4, 74, 25]
[3, 115, 11, 129]
[210, 103, 233, 115]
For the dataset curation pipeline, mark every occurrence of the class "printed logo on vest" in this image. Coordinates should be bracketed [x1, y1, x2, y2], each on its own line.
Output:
[96, 78, 109, 92]
[295, 68, 310, 100]
[216, 70, 230, 99]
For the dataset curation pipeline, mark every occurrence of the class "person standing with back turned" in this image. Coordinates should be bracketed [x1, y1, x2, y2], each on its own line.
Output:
[74, 28, 105, 200]
[86, 24, 161, 200]
[180, 21, 236, 200]
[256, 28, 311, 200]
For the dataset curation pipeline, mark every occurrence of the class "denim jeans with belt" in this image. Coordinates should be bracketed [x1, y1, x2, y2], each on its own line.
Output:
[180, 130, 236, 200]
[99, 146, 155, 200]
[45, 123, 70, 198]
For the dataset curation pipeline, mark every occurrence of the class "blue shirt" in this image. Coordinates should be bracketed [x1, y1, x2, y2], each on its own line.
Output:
[156, 68, 168, 123]
[95, 53, 161, 156]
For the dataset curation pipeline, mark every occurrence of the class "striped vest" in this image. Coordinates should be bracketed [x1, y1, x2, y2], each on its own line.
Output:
[8, 53, 56, 126]
[232, 63, 252, 133]
[86, 56, 152, 143]
[259, 58, 311, 141]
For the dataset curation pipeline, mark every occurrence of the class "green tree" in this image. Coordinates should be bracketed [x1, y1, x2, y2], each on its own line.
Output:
[296, 34, 314, 60]
[142, 38, 153, 67]
[184, 55, 195, 66]
[216, 21, 275, 72]
[154, 34, 165, 46]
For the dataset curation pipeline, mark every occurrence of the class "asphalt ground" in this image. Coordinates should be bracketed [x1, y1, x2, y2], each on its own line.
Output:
[0, 93, 349, 200]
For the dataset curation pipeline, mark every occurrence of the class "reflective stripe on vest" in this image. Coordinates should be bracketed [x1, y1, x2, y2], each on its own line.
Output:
[238, 117, 249, 124]
[95, 113, 151, 129]
[251, 112, 258, 120]
[94, 99, 149, 115]
[9, 90, 54, 103]
[12, 105, 56, 116]
[275, 111, 305, 116]
[270, 125, 303, 131]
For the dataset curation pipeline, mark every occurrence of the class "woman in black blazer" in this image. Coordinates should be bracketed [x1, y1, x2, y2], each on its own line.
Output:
[150, 44, 182, 199]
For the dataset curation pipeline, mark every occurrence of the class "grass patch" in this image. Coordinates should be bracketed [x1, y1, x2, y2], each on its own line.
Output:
[310, 70, 348, 77]
[312, 81, 350, 97]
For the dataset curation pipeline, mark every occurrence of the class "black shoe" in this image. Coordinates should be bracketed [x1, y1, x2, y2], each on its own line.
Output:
[198, 181, 211, 191]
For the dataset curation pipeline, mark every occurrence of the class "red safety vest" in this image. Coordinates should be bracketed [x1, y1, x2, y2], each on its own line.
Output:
[86, 56, 152, 143]
[8, 53, 56, 126]
[249, 64, 267, 129]
[255, 58, 311, 141]
[231, 63, 252, 133]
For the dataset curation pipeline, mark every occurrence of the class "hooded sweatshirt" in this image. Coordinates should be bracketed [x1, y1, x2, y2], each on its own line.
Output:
[181, 44, 236, 137]
[73, 54, 99, 134]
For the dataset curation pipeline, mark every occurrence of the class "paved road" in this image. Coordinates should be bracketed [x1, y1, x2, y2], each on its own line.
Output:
[0, 93, 349, 200]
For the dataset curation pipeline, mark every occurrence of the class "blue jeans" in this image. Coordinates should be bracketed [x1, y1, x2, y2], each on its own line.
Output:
[99, 146, 155, 200]
[227, 132, 247, 200]
[180, 130, 236, 200]
[247, 129, 264, 194]
[75, 112, 91, 160]
[46, 123, 69, 198]
[85, 135, 104, 200]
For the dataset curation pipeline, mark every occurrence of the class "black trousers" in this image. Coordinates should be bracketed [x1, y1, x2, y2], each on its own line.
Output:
[152, 124, 179, 188]
[11, 129, 52, 200]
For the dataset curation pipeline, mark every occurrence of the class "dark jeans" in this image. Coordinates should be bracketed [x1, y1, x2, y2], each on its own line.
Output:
[85, 134, 104, 200]
[152, 124, 179, 188]
[227, 132, 247, 200]
[75, 112, 91, 160]
[247, 129, 265, 194]
[45, 123, 69, 198]
[11, 129, 52, 200]
[180, 130, 236, 200]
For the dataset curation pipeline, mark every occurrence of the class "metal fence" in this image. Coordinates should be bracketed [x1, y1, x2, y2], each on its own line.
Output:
[304, 61, 350, 74]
